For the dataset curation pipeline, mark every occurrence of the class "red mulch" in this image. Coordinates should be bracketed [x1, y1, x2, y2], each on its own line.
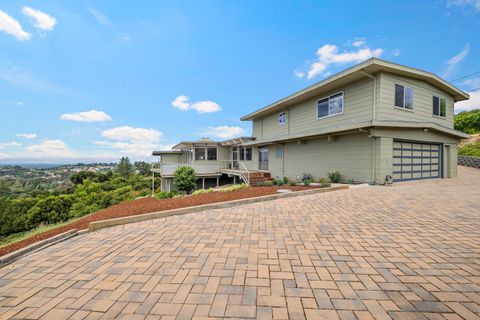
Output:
[0, 186, 318, 256]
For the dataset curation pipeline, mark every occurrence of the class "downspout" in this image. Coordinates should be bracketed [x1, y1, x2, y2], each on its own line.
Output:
[361, 70, 377, 184]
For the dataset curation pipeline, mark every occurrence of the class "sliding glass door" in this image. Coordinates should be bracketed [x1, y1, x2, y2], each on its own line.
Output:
[259, 147, 268, 171]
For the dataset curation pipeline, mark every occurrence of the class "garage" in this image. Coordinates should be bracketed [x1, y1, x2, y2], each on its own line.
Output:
[393, 140, 442, 182]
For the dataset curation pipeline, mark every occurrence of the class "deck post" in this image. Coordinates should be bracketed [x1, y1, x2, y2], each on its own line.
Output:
[216, 176, 219, 187]
[151, 171, 155, 197]
[202, 178, 205, 189]
[233, 176, 236, 185]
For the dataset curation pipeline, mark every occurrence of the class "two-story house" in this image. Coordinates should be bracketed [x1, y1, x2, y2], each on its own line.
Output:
[153, 58, 469, 191]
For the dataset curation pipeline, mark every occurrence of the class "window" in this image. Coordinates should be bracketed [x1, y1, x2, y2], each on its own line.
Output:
[195, 147, 206, 160]
[279, 112, 287, 125]
[395, 84, 413, 110]
[433, 96, 446, 117]
[245, 147, 252, 160]
[275, 146, 283, 159]
[207, 147, 217, 160]
[317, 92, 343, 119]
[239, 146, 245, 160]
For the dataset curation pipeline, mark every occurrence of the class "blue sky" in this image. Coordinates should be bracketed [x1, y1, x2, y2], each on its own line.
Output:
[0, 1, 479, 163]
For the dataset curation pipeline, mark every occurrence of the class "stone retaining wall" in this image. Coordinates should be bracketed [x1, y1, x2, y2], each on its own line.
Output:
[458, 155, 480, 169]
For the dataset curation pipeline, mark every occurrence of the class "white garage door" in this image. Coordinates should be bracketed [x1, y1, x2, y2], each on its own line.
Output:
[393, 140, 441, 182]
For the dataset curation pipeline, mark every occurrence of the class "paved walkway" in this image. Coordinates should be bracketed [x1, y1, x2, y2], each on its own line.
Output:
[0, 167, 479, 320]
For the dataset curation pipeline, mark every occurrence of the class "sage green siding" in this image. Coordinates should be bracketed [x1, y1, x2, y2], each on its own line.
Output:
[264, 133, 373, 182]
[376, 72, 455, 127]
[160, 154, 181, 163]
[253, 78, 375, 139]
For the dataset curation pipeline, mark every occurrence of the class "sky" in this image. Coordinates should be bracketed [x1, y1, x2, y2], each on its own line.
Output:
[0, 1, 479, 164]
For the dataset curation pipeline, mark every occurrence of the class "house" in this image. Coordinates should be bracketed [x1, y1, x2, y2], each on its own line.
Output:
[153, 58, 469, 191]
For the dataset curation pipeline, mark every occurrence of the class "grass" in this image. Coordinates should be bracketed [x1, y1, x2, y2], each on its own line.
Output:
[0, 218, 82, 249]
[459, 141, 480, 158]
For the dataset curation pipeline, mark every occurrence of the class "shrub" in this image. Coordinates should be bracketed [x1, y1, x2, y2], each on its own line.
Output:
[275, 179, 285, 186]
[282, 176, 289, 184]
[459, 141, 480, 157]
[327, 170, 342, 183]
[263, 180, 274, 187]
[454, 109, 480, 134]
[27, 194, 74, 227]
[318, 178, 331, 188]
[303, 179, 311, 186]
[219, 184, 248, 192]
[155, 191, 180, 199]
[301, 173, 313, 182]
[192, 188, 214, 195]
[173, 166, 197, 194]
[289, 180, 297, 186]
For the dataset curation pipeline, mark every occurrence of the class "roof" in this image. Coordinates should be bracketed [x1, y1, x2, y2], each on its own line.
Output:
[151, 150, 184, 156]
[170, 136, 255, 151]
[241, 58, 470, 121]
[242, 120, 469, 146]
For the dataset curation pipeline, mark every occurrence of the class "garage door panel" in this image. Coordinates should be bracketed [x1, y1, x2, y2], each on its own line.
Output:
[393, 140, 441, 182]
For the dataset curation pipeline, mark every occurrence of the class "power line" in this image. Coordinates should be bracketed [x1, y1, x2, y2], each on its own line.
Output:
[451, 71, 480, 82]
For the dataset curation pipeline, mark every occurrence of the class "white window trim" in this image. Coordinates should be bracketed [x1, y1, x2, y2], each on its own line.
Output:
[316, 91, 344, 120]
[278, 111, 287, 125]
[394, 84, 414, 111]
[432, 95, 447, 119]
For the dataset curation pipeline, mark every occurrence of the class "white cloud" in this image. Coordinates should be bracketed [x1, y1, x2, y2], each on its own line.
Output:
[296, 41, 384, 80]
[444, 44, 470, 78]
[350, 37, 366, 48]
[88, 8, 113, 28]
[102, 126, 162, 142]
[0, 141, 22, 149]
[294, 70, 305, 78]
[0, 10, 30, 41]
[447, 0, 480, 11]
[391, 49, 401, 57]
[99, 126, 164, 157]
[60, 109, 112, 122]
[455, 91, 480, 113]
[204, 126, 246, 139]
[172, 95, 190, 111]
[171, 95, 221, 113]
[21, 7, 57, 31]
[16, 133, 37, 139]
[25, 140, 73, 157]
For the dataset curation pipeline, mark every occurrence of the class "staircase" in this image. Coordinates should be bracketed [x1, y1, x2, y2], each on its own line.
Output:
[248, 171, 272, 185]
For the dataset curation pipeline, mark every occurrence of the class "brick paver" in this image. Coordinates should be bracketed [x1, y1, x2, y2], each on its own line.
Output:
[0, 166, 479, 319]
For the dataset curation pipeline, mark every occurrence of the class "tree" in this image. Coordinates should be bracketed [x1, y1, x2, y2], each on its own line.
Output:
[454, 109, 480, 134]
[116, 157, 134, 178]
[134, 161, 152, 176]
[173, 166, 197, 194]
[70, 170, 96, 185]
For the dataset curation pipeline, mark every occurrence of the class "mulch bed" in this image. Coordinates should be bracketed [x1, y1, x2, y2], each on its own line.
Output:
[0, 186, 318, 257]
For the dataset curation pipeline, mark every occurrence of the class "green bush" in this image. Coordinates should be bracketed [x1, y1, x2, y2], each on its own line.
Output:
[327, 170, 342, 183]
[289, 180, 297, 186]
[27, 195, 74, 227]
[318, 178, 331, 188]
[282, 176, 289, 184]
[192, 188, 215, 195]
[155, 191, 181, 199]
[173, 166, 197, 194]
[454, 109, 480, 134]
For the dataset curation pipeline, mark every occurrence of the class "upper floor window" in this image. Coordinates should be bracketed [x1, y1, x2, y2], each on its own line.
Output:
[395, 84, 413, 110]
[195, 147, 206, 160]
[279, 112, 287, 125]
[207, 147, 217, 160]
[317, 92, 343, 119]
[432, 96, 446, 118]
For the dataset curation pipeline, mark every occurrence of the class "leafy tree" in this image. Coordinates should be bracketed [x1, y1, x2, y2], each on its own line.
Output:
[0, 179, 12, 197]
[70, 170, 96, 185]
[134, 161, 152, 176]
[454, 109, 480, 134]
[173, 166, 197, 194]
[27, 195, 74, 227]
[116, 157, 134, 178]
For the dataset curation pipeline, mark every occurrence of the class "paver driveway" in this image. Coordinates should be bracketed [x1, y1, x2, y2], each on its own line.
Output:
[0, 167, 479, 320]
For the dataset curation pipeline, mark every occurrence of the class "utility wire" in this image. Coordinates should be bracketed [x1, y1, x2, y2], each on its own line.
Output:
[451, 71, 480, 82]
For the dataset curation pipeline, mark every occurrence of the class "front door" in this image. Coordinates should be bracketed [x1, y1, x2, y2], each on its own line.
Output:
[259, 147, 269, 171]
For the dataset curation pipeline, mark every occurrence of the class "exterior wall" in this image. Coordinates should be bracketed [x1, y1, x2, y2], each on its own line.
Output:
[252, 78, 375, 140]
[376, 72, 455, 128]
[372, 128, 460, 184]
[160, 154, 181, 163]
[264, 133, 373, 182]
[242, 146, 259, 171]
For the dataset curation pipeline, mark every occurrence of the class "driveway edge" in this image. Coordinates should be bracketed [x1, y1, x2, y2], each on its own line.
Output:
[0, 229, 78, 267]
[89, 185, 349, 232]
